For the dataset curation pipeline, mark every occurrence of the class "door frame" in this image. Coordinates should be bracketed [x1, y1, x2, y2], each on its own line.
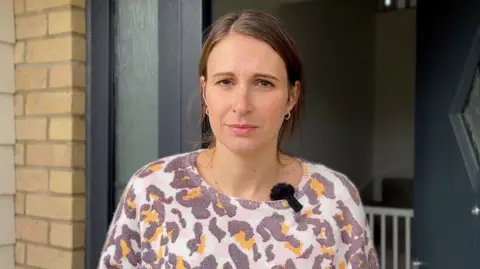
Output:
[85, 0, 211, 268]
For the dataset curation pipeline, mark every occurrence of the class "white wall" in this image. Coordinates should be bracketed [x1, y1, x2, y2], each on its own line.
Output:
[212, 0, 377, 190]
[372, 10, 416, 182]
[0, 0, 16, 268]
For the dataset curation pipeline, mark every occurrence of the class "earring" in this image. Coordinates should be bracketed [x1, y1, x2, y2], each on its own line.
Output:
[205, 107, 209, 116]
[284, 111, 291, 120]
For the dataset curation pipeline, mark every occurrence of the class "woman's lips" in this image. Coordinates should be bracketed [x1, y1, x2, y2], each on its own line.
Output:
[227, 124, 258, 135]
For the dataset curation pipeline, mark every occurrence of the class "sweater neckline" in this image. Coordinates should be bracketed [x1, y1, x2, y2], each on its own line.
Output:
[186, 149, 312, 209]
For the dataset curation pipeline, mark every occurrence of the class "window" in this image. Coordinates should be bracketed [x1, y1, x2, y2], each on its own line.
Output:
[380, 0, 417, 11]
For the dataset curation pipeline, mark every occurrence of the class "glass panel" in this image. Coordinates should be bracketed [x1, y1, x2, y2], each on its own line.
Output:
[114, 0, 159, 204]
[462, 66, 480, 165]
[396, 0, 406, 9]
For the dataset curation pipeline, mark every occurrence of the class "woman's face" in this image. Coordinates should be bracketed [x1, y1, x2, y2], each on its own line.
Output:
[201, 33, 299, 155]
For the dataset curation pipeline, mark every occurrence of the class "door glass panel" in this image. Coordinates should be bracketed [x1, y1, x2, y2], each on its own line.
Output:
[462, 66, 480, 165]
[114, 0, 159, 204]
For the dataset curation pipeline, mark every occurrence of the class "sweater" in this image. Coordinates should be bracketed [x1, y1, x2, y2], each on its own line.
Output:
[98, 150, 379, 269]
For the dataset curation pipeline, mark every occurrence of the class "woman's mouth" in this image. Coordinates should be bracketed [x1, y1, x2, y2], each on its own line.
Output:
[227, 124, 258, 135]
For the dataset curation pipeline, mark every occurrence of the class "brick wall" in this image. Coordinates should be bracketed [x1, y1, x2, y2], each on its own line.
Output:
[14, 0, 86, 268]
[0, 0, 16, 268]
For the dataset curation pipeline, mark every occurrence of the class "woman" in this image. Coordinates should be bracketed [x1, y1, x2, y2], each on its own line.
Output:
[99, 10, 379, 269]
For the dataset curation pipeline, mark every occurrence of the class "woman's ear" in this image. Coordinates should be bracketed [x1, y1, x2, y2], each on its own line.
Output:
[287, 81, 301, 111]
[200, 76, 207, 102]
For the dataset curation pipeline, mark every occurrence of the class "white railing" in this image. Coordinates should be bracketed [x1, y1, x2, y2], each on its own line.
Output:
[364, 206, 414, 269]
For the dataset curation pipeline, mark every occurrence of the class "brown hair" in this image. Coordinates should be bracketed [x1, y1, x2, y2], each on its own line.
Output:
[199, 10, 305, 150]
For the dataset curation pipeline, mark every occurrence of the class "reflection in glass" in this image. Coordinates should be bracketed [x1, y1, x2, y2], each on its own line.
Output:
[114, 0, 159, 204]
[462, 67, 480, 166]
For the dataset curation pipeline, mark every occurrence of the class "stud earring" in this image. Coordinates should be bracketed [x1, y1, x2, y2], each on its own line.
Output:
[285, 111, 291, 120]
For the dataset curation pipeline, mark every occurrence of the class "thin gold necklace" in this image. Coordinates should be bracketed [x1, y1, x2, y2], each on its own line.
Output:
[210, 161, 220, 188]
[209, 153, 283, 198]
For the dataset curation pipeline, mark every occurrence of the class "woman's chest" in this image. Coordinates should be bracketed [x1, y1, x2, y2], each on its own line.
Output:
[139, 208, 342, 269]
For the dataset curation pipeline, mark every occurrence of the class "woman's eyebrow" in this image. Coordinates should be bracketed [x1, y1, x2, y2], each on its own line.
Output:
[254, 73, 279, 81]
[211, 72, 279, 81]
[211, 72, 234, 78]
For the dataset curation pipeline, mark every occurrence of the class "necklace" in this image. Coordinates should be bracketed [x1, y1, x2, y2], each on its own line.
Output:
[210, 161, 221, 189]
[209, 153, 283, 199]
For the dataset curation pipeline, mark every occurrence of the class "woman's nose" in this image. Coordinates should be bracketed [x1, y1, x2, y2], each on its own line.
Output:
[232, 85, 251, 114]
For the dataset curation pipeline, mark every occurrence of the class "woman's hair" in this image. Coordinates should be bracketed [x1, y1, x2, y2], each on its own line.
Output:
[199, 10, 305, 150]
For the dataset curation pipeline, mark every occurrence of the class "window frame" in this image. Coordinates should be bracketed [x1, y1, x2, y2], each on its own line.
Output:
[85, 0, 211, 268]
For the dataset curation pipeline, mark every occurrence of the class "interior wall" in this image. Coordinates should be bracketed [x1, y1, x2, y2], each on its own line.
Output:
[372, 10, 416, 181]
[212, 0, 377, 189]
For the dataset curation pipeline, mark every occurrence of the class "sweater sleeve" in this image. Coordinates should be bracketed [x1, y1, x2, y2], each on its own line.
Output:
[351, 203, 380, 269]
[97, 176, 143, 269]
[333, 175, 380, 269]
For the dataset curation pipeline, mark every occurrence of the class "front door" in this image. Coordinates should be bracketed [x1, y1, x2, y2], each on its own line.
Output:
[414, 0, 480, 267]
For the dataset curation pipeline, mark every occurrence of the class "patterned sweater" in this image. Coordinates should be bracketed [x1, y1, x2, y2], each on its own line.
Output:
[98, 150, 380, 269]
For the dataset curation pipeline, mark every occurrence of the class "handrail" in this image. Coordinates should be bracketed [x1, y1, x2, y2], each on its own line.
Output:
[364, 206, 414, 217]
[364, 205, 414, 269]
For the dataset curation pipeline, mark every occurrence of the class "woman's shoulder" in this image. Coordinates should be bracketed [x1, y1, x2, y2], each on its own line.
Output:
[124, 150, 201, 190]
[300, 158, 363, 207]
[134, 150, 199, 178]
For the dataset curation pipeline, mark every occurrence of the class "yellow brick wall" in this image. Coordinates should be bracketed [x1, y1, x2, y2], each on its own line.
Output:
[14, 0, 86, 268]
[0, 0, 16, 268]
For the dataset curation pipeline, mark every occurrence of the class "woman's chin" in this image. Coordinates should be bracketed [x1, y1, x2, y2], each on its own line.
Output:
[221, 139, 266, 155]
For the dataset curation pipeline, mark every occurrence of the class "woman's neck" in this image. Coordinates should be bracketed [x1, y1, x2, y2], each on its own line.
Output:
[208, 143, 282, 200]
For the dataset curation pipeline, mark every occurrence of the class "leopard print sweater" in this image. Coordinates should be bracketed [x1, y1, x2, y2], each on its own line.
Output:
[98, 150, 379, 269]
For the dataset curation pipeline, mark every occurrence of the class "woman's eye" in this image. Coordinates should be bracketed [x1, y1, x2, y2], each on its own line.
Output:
[258, 80, 274, 88]
[217, 79, 233, 86]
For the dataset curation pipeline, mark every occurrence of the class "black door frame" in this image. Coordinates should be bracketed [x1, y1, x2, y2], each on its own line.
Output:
[85, 0, 211, 268]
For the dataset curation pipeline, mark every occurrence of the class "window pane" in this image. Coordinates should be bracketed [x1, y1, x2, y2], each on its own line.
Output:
[462, 67, 480, 165]
[114, 0, 159, 204]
